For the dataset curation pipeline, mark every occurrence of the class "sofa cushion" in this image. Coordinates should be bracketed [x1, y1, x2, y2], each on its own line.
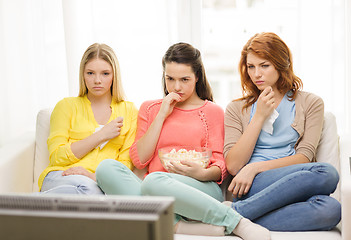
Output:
[316, 112, 339, 169]
[175, 229, 341, 240]
[33, 109, 52, 192]
[315, 112, 340, 201]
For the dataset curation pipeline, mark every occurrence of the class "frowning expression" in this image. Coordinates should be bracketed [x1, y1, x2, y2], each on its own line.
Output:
[164, 62, 198, 103]
[247, 53, 280, 91]
[84, 58, 113, 99]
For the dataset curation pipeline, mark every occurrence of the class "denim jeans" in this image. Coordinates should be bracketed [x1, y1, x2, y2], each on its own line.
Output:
[40, 170, 104, 195]
[96, 159, 242, 234]
[232, 162, 341, 231]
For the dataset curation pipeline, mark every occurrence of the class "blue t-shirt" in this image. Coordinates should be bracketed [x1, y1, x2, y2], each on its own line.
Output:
[249, 93, 299, 164]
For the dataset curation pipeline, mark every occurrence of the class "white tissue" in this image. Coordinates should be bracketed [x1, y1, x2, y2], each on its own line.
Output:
[95, 125, 108, 149]
[262, 109, 279, 135]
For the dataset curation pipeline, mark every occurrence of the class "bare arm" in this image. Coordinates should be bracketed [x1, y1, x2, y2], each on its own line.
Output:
[136, 93, 181, 164]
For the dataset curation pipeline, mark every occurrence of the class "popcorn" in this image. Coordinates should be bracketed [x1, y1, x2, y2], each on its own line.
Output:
[167, 148, 203, 160]
[159, 147, 211, 170]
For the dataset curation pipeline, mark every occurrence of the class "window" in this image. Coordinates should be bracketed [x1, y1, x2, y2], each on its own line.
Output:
[202, 0, 347, 133]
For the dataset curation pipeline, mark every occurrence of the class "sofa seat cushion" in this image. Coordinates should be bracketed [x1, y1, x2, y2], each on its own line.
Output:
[175, 228, 341, 239]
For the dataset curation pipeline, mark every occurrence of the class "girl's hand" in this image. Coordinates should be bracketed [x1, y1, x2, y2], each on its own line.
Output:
[99, 117, 124, 141]
[158, 92, 181, 120]
[167, 160, 205, 180]
[256, 87, 275, 120]
[228, 163, 258, 198]
[62, 166, 96, 181]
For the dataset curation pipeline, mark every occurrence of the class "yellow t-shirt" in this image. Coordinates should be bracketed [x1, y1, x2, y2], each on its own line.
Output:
[38, 95, 138, 190]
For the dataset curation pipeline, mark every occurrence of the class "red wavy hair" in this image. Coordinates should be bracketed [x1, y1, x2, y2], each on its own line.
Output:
[238, 32, 303, 109]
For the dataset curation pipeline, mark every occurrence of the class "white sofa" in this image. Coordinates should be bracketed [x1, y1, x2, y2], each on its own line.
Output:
[0, 109, 349, 240]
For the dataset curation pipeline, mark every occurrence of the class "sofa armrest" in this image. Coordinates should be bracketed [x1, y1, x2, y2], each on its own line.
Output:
[0, 132, 35, 193]
[340, 134, 351, 240]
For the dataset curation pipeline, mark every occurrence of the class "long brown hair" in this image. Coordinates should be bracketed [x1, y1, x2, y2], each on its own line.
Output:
[162, 42, 213, 101]
[238, 32, 302, 109]
[78, 43, 125, 102]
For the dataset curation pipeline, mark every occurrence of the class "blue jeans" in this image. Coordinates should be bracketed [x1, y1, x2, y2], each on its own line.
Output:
[40, 171, 104, 195]
[232, 162, 341, 231]
[96, 159, 242, 234]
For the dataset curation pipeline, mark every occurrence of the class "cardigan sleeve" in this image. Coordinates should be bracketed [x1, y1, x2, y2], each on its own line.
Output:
[115, 102, 138, 169]
[205, 103, 228, 184]
[223, 100, 247, 158]
[47, 98, 80, 167]
[295, 93, 324, 161]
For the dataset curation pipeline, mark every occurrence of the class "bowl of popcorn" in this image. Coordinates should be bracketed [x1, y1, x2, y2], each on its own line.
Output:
[158, 146, 211, 171]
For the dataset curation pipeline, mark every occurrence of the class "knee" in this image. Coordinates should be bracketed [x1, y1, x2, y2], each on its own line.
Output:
[141, 172, 168, 196]
[96, 160, 132, 192]
[96, 159, 115, 174]
[78, 181, 104, 195]
[312, 163, 339, 192]
[96, 159, 127, 182]
[327, 197, 342, 227]
[46, 176, 103, 195]
[311, 196, 341, 230]
[319, 162, 339, 180]
[96, 159, 113, 183]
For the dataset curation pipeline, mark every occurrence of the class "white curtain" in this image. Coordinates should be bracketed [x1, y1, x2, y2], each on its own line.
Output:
[61, 0, 172, 102]
[0, 0, 68, 146]
[0, 0, 350, 147]
[0, 0, 174, 146]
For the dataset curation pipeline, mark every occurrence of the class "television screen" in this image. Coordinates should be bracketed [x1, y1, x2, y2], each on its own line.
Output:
[0, 193, 174, 240]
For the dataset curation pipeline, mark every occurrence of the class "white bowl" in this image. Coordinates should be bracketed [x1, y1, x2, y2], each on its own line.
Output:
[158, 146, 211, 171]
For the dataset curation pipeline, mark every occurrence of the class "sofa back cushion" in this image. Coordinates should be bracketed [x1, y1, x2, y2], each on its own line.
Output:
[315, 112, 340, 200]
[33, 109, 52, 192]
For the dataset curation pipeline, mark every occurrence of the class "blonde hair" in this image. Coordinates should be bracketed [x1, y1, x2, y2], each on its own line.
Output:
[78, 43, 125, 102]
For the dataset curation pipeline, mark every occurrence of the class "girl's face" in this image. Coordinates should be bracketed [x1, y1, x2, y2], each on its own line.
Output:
[164, 62, 198, 103]
[246, 52, 280, 91]
[84, 58, 113, 99]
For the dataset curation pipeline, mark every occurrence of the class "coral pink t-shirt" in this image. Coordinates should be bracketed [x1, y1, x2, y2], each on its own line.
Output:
[129, 99, 227, 184]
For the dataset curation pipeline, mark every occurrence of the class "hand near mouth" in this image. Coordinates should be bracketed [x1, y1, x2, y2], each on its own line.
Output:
[158, 92, 182, 120]
[256, 86, 275, 120]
